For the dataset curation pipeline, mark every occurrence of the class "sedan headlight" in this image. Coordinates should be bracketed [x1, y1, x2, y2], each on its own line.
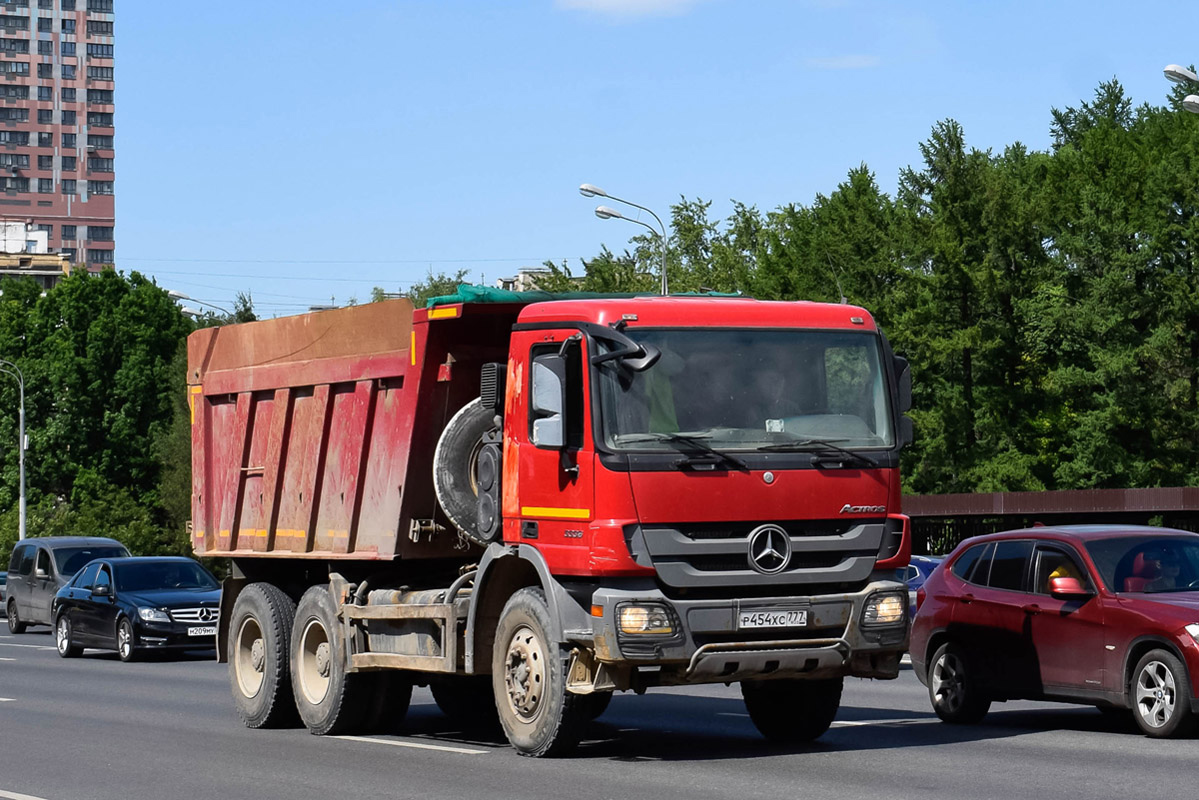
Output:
[138, 607, 170, 623]
[862, 591, 906, 626]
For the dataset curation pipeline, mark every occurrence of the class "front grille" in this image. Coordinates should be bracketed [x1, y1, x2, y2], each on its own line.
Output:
[170, 607, 219, 623]
[631, 519, 893, 591]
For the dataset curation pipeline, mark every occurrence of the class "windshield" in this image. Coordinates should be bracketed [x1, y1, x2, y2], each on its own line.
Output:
[1084, 535, 1199, 593]
[114, 561, 218, 593]
[53, 546, 129, 578]
[597, 328, 894, 451]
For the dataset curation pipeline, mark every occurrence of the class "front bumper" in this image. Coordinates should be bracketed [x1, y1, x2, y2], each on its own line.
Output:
[589, 580, 908, 685]
[134, 620, 218, 649]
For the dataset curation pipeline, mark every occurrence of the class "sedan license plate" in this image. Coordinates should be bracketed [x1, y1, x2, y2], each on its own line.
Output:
[738, 608, 808, 629]
[188, 626, 217, 637]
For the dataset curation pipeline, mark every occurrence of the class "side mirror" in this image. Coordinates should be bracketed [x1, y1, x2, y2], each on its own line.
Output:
[1049, 576, 1092, 600]
[895, 356, 912, 413]
[35, 567, 48, 580]
[530, 354, 568, 450]
[92, 584, 110, 598]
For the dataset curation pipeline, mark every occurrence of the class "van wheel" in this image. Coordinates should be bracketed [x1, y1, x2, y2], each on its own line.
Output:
[928, 642, 991, 723]
[1131, 649, 1195, 738]
[6, 599, 25, 634]
[291, 585, 373, 735]
[741, 678, 842, 742]
[433, 398, 497, 546]
[229, 582, 298, 728]
[493, 587, 588, 757]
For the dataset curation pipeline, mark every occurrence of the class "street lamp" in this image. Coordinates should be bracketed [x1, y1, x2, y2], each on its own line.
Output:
[0, 358, 25, 541]
[580, 183, 669, 296]
[1163, 64, 1199, 113]
[168, 290, 233, 316]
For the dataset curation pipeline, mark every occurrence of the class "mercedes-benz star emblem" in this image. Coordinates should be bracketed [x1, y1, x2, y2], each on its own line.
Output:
[747, 524, 791, 575]
[199, 608, 217, 622]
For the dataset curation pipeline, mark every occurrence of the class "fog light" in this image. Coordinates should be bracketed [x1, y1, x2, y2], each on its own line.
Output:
[862, 592, 905, 626]
[617, 604, 675, 635]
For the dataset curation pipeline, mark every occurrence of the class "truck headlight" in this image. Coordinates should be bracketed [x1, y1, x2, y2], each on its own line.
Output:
[617, 603, 675, 636]
[138, 607, 171, 623]
[862, 592, 906, 626]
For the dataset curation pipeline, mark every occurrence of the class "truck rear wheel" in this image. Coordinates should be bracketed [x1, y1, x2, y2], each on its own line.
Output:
[291, 585, 372, 736]
[433, 398, 497, 546]
[492, 587, 588, 757]
[431, 675, 501, 731]
[741, 677, 843, 743]
[229, 582, 297, 728]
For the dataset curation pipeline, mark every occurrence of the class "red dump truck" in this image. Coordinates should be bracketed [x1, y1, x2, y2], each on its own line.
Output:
[188, 287, 913, 756]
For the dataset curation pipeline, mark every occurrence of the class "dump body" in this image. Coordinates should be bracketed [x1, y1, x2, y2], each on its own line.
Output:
[188, 298, 523, 560]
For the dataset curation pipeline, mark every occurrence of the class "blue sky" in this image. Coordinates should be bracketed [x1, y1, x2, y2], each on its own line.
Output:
[117, 0, 1198, 316]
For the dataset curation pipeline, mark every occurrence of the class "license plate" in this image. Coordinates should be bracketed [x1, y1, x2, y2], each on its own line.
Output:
[188, 626, 217, 637]
[738, 609, 808, 629]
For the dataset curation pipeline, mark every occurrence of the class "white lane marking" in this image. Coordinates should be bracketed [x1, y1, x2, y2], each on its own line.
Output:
[0, 789, 53, 800]
[832, 718, 936, 727]
[0, 657, 15, 661]
[0, 643, 55, 651]
[333, 735, 490, 755]
[0, 698, 14, 702]
[901, 654, 912, 664]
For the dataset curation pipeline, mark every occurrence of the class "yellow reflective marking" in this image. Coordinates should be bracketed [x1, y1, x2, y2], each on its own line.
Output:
[521, 506, 591, 520]
[218, 529, 231, 539]
[410, 331, 416, 366]
[188, 385, 202, 425]
[328, 529, 349, 538]
[428, 307, 459, 320]
[275, 529, 306, 539]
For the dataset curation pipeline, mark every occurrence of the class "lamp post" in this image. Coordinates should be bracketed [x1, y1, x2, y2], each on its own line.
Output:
[0, 358, 25, 541]
[167, 290, 233, 316]
[580, 183, 669, 296]
[1163, 64, 1199, 113]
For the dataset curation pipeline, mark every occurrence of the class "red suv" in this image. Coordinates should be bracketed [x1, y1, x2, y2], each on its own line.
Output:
[911, 525, 1199, 738]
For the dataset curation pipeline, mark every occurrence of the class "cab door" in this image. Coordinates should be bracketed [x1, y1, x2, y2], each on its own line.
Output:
[504, 330, 596, 574]
[1026, 543, 1106, 692]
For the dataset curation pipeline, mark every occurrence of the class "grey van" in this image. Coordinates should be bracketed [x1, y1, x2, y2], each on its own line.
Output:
[6, 537, 130, 632]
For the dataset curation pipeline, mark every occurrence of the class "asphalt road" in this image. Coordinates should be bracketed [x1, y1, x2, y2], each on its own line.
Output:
[0, 629, 1193, 800]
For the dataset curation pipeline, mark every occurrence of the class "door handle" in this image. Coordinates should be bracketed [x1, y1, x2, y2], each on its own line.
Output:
[1022, 604, 1041, 616]
[959, 593, 973, 604]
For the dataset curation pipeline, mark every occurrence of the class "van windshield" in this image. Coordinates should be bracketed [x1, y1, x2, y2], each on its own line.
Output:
[53, 546, 128, 578]
[596, 328, 894, 451]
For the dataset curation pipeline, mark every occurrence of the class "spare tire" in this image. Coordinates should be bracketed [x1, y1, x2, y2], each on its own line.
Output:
[434, 398, 498, 545]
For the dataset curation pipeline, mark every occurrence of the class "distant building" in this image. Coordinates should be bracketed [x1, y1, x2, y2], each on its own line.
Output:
[495, 267, 551, 292]
[0, 0, 115, 271]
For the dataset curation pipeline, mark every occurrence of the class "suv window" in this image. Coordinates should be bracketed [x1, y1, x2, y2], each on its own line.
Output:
[9, 543, 30, 574]
[951, 542, 992, 584]
[74, 562, 101, 590]
[988, 540, 1033, 592]
[1033, 546, 1092, 594]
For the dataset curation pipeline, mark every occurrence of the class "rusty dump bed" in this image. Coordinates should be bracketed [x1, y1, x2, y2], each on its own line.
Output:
[187, 298, 522, 560]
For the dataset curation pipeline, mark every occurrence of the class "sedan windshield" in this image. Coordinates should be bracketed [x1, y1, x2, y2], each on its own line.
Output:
[114, 561, 218, 592]
[1084, 536, 1199, 593]
[597, 328, 894, 452]
[53, 546, 128, 578]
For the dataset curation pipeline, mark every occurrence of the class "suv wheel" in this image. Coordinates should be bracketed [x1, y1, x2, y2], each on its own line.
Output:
[1131, 649, 1194, 738]
[928, 642, 991, 723]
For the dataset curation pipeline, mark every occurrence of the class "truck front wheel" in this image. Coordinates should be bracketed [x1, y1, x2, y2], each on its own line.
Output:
[492, 587, 588, 757]
[229, 582, 297, 728]
[741, 677, 843, 743]
[291, 585, 372, 735]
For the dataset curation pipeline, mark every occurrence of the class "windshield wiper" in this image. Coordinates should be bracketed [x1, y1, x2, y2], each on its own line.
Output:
[617, 432, 749, 471]
[756, 437, 876, 467]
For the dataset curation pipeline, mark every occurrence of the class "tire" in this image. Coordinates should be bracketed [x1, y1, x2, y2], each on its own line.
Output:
[928, 642, 991, 724]
[741, 678, 843, 743]
[229, 582, 298, 729]
[430, 675, 501, 731]
[433, 398, 497, 546]
[55, 613, 83, 658]
[1131, 648, 1195, 738]
[291, 585, 373, 736]
[362, 672, 415, 733]
[116, 617, 139, 662]
[492, 587, 588, 757]
[6, 599, 25, 634]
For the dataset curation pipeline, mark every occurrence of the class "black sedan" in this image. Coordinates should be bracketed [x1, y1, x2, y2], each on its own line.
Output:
[51, 556, 220, 662]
